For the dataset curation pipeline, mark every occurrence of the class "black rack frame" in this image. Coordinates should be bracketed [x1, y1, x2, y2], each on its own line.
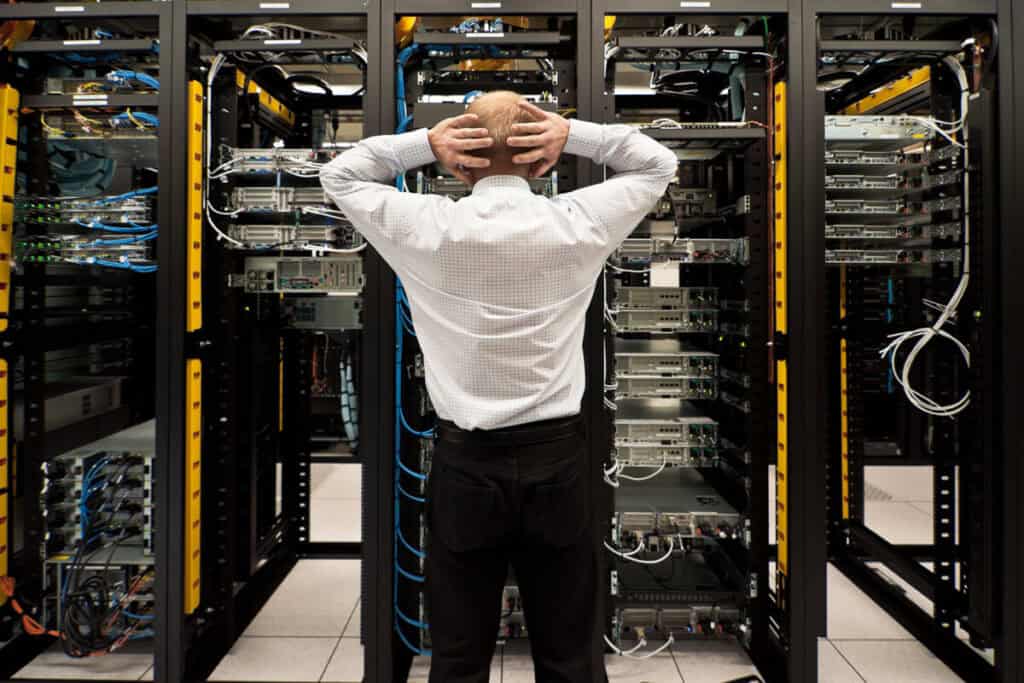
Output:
[0, 3, 170, 681]
[809, 2, 1022, 683]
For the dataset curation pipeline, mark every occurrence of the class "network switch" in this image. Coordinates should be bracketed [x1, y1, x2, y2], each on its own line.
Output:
[241, 256, 364, 294]
[16, 196, 153, 225]
[15, 237, 153, 265]
[612, 285, 719, 310]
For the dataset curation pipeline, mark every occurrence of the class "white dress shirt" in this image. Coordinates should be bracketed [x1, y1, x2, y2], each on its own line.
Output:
[320, 119, 677, 430]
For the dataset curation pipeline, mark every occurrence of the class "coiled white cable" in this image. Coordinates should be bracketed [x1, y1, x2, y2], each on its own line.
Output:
[880, 54, 971, 418]
[603, 633, 675, 659]
[603, 537, 674, 564]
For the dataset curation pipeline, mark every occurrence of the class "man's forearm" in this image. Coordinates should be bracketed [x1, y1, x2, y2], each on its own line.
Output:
[563, 119, 676, 178]
[321, 128, 437, 186]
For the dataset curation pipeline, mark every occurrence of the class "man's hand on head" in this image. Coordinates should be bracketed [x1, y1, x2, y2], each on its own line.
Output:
[506, 101, 570, 178]
[427, 113, 493, 185]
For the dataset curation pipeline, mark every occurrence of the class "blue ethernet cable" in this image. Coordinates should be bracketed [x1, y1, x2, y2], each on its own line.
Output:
[106, 70, 160, 91]
[76, 220, 155, 234]
[93, 186, 158, 204]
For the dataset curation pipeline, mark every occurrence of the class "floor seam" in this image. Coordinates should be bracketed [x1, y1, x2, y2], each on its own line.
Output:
[669, 646, 687, 683]
[340, 600, 359, 639]
[828, 640, 868, 683]
[319, 635, 345, 683]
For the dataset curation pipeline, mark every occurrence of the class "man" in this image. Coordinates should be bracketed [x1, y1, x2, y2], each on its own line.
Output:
[320, 91, 677, 683]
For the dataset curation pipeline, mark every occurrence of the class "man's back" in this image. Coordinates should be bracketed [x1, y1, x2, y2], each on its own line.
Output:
[320, 104, 677, 430]
[394, 175, 611, 430]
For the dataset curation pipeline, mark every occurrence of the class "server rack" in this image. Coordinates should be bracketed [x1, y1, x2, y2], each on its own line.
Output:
[0, 2, 171, 681]
[803, 2, 1022, 682]
[167, 3, 383, 681]
[371, 3, 593, 681]
[590, 3, 818, 682]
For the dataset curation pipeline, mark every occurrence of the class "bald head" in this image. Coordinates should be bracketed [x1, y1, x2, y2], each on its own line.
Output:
[464, 90, 533, 179]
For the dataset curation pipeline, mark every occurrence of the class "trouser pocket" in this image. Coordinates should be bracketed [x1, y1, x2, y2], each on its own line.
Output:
[430, 459, 505, 553]
[522, 443, 587, 548]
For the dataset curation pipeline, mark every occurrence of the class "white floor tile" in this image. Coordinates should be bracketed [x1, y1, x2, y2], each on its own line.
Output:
[208, 636, 338, 682]
[833, 640, 963, 682]
[139, 665, 154, 681]
[342, 600, 361, 638]
[13, 643, 152, 680]
[312, 463, 362, 500]
[310, 498, 362, 543]
[828, 564, 914, 640]
[865, 466, 934, 502]
[671, 639, 757, 683]
[409, 647, 501, 682]
[863, 501, 933, 546]
[819, 640, 864, 683]
[321, 638, 363, 682]
[244, 559, 360, 637]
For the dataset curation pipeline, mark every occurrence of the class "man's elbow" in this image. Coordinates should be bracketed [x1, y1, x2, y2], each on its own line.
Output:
[655, 146, 678, 182]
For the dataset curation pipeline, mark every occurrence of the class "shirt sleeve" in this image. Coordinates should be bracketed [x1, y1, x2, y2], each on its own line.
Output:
[554, 119, 678, 255]
[319, 128, 449, 264]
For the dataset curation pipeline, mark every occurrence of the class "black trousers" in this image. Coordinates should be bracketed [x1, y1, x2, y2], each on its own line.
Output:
[425, 414, 606, 683]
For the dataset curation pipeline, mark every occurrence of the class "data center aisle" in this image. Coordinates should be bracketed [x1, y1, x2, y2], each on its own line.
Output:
[196, 463, 963, 682]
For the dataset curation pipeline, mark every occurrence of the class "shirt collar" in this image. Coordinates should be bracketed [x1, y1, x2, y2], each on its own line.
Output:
[471, 175, 532, 196]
